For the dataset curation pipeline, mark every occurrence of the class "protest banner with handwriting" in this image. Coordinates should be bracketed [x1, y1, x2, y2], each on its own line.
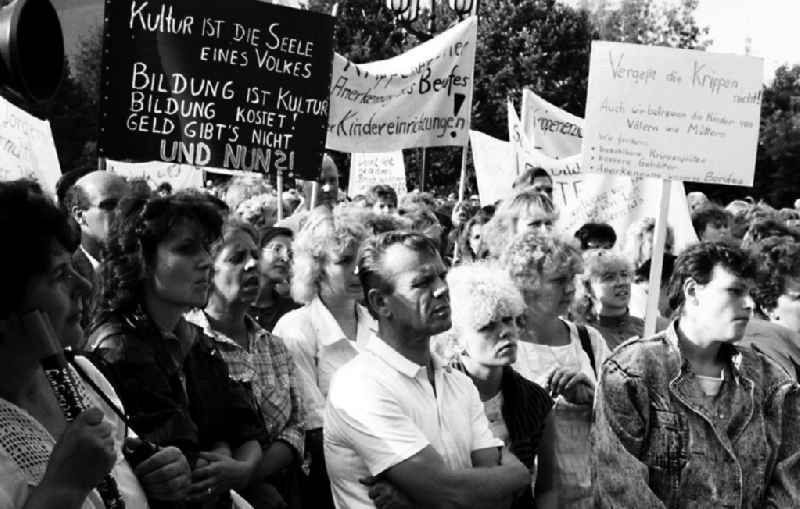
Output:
[521, 89, 583, 159]
[583, 42, 763, 186]
[106, 160, 205, 190]
[99, 0, 334, 180]
[0, 96, 61, 196]
[347, 151, 407, 198]
[326, 17, 477, 153]
[507, 100, 697, 251]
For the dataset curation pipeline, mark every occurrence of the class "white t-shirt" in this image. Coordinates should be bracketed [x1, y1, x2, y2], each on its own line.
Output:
[512, 320, 608, 508]
[324, 335, 503, 509]
[274, 297, 376, 429]
[0, 356, 148, 509]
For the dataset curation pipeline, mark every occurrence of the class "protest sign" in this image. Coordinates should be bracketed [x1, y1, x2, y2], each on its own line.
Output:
[520, 89, 583, 159]
[469, 130, 515, 206]
[348, 151, 407, 198]
[583, 41, 763, 186]
[507, 100, 697, 252]
[98, 0, 334, 180]
[0, 96, 61, 196]
[106, 160, 205, 190]
[326, 17, 477, 153]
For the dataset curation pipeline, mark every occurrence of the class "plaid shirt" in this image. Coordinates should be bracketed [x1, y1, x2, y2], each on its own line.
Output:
[188, 311, 305, 458]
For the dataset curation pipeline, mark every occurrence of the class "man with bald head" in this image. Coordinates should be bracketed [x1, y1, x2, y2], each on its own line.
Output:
[61, 170, 129, 338]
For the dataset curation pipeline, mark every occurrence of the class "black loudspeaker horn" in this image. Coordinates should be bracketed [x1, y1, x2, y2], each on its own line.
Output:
[0, 0, 64, 103]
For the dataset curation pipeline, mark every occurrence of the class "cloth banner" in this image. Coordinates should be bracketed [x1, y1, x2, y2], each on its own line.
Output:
[106, 160, 205, 190]
[326, 17, 477, 153]
[507, 99, 697, 251]
[347, 151, 407, 198]
[0, 96, 61, 196]
[520, 88, 583, 159]
[583, 41, 763, 186]
[469, 130, 515, 206]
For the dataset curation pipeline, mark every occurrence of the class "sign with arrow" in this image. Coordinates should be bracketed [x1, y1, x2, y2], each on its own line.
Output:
[326, 17, 477, 153]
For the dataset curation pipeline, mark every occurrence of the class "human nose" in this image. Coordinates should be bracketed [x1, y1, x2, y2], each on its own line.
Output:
[69, 265, 92, 298]
[432, 279, 448, 300]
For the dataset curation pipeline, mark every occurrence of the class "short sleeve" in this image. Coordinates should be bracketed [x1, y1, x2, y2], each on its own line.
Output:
[325, 372, 430, 476]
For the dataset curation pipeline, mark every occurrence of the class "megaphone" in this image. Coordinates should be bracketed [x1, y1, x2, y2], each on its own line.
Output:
[0, 0, 64, 103]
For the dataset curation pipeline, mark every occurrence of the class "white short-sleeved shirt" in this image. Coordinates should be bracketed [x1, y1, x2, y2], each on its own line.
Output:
[274, 297, 376, 430]
[0, 356, 148, 509]
[324, 335, 503, 509]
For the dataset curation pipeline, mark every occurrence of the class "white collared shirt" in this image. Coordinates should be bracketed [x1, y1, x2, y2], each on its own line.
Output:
[324, 335, 503, 509]
[80, 245, 101, 271]
[273, 297, 376, 429]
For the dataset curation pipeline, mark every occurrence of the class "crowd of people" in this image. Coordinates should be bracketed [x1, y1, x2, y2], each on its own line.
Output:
[1, 154, 800, 509]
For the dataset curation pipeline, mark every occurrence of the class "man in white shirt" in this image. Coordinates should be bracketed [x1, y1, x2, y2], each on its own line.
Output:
[324, 231, 530, 509]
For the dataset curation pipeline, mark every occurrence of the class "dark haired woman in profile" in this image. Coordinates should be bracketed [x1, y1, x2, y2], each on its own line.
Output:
[89, 190, 266, 508]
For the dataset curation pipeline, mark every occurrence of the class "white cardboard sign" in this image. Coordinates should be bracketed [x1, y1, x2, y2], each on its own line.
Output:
[583, 41, 763, 186]
[347, 151, 407, 198]
[521, 88, 583, 159]
[0, 97, 62, 196]
[106, 160, 205, 190]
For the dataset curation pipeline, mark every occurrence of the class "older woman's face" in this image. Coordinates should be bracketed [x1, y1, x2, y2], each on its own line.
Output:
[212, 231, 261, 307]
[462, 314, 522, 366]
[20, 242, 91, 351]
[320, 243, 362, 302]
[524, 268, 577, 317]
[589, 268, 632, 313]
[148, 220, 214, 310]
[767, 276, 800, 333]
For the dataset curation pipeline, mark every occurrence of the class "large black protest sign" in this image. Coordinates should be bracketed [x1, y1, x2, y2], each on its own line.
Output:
[99, 0, 334, 180]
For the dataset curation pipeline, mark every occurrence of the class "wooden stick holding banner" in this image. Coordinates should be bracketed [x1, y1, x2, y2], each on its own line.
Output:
[644, 180, 671, 337]
[453, 143, 469, 264]
[310, 181, 319, 209]
[276, 169, 285, 220]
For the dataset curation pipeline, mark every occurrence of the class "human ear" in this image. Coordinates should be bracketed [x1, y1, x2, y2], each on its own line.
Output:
[71, 206, 87, 227]
[682, 278, 698, 305]
[366, 288, 391, 319]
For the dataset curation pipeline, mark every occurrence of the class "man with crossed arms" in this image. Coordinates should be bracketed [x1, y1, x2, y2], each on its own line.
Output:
[324, 231, 529, 508]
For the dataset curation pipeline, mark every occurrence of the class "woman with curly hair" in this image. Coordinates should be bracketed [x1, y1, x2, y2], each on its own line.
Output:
[272, 206, 375, 509]
[187, 219, 305, 508]
[500, 231, 609, 508]
[88, 191, 267, 508]
[572, 249, 643, 350]
[740, 236, 800, 379]
[482, 189, 557, 258]
[444, 262, 558, 509]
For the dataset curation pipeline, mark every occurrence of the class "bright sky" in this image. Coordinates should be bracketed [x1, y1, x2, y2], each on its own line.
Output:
[694, 0, 800, 83]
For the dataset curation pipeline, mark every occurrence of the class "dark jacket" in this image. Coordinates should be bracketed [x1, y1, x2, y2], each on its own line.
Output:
[592, 321, 800, 508]
[88, 308, 267, 464]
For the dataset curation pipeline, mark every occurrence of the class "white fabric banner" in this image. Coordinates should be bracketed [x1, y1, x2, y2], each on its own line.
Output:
[0, 97, 61, 197]
[326, 17, 477, 153]
[348, 151, 407, 198]
[521, 88, 583, 159]
[106, 160, 205, 190]
[469, 130, 515, 206]
[507, 99, 697, 251]
[583, 41, 763, 185]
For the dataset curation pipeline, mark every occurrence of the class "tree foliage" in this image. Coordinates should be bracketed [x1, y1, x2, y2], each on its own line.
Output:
[590, 0, 710, 49]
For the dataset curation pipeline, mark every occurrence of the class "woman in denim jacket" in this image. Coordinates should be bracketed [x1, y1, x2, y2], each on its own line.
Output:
[592, 242, 800, 508]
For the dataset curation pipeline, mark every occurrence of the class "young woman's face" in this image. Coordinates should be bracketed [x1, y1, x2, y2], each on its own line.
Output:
[461, 314, 522, 367]
[20, 241, 91, 351]
[212, 231, 261, 307]
[767, 275, 800, 334]
[525, 268, 577, 318]
[148, 220, 214, 310]
[468, 223, 483, 256]
[589, 268, 632, 312]
[320, 242, 362, 302]
[260, 234, 293, 284]
[515, 207, 555, 236]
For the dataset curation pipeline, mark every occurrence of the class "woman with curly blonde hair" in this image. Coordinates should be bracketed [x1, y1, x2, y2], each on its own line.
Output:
[482, 189, 557, 258]
[444, 261, 558, 509]
[572, 249, 643, 350]
[500, 230, 609, 508]
[272, 206, 375, 509]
